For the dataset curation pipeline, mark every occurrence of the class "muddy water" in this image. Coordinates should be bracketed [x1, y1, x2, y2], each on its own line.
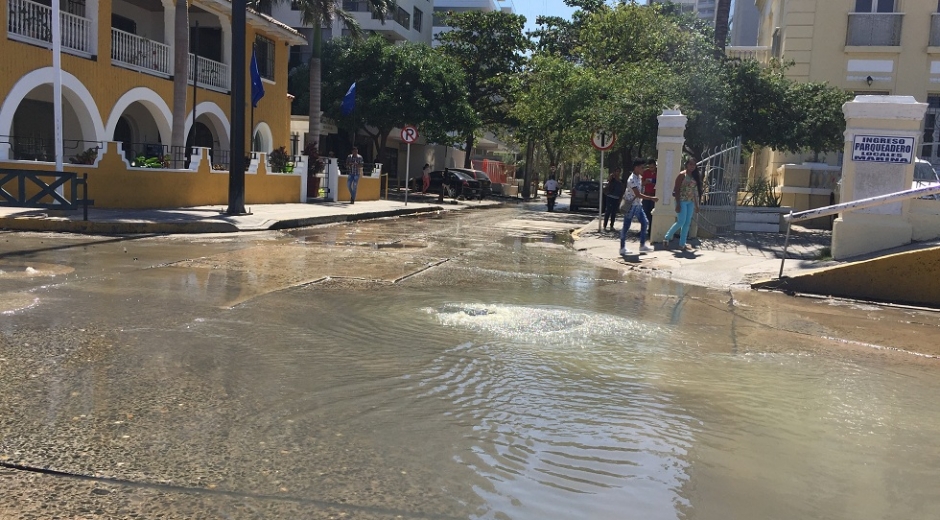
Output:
[1, 211, 940, 519]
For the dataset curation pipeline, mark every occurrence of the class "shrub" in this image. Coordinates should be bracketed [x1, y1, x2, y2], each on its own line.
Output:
[268, 146, 291, 173]
[740, 176, 781, 207]
[133, 155, 171, 168]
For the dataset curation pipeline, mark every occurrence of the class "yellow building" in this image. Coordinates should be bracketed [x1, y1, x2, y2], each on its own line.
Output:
[734, 0, 940, 163]
[1, 0, 304, 180]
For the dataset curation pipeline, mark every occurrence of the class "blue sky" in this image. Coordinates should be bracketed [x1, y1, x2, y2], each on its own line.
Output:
[511, 0, 649, 34]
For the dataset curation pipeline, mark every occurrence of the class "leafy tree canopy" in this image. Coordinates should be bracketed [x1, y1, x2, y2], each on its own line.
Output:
[320, 36, 475, 166]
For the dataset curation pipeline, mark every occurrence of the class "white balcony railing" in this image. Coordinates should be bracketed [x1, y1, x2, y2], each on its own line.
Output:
[726, 46, 771, 64]
[931, 13, 940, 47]
[111, 28, 171, 76]
[846, 12, 902, 46]
[7, 0, 92, 55]
[189, 53, 230, 91]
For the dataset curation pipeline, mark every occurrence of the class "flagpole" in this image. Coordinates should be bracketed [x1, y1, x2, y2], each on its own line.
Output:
[227, 0, 247, 215]
[191, 21, 199, 157]
[52, 0, 63, 172]
[250, 44, 255, 153]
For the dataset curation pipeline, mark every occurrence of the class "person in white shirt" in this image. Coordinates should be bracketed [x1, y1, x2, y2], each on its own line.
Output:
[620, 158, 659, 255]
[544, 176, 559, 211]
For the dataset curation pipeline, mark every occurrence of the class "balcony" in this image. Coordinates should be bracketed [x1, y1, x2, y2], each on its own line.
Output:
[7, 0, 92, 56]
[726, 46, 770, 64]
[931, 14, 940, 47]
[189, 53, 230, 92]
[111, 28, 171, 76]
[846, 12, 902, 47]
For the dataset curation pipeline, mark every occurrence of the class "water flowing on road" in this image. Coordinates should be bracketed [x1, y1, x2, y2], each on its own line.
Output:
[1, 208, 939, 519]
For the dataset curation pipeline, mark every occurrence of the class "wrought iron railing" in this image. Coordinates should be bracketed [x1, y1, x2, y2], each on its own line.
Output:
[846, 13, 902, 46]
[111, 28, 171, 75]
[7, 0, 92, 54]
[0, 136, 102, 163]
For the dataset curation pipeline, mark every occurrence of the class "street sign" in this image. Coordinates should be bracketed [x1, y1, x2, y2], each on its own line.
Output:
[401, 125, 419, 144]
[591, 130, 616, 151]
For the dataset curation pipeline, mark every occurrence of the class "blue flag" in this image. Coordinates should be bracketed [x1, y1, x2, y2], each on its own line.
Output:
[341, 82, 356, 116]
[250, 50, 265, 108]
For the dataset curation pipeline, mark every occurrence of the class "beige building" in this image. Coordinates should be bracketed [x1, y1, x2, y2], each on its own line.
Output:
[735, 0, 940, 164]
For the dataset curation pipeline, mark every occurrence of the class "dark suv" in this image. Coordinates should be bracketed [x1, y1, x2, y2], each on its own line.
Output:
[414, 170, 482, 200]
[569, 181, 601, 212]
[451, 168, 493, 199]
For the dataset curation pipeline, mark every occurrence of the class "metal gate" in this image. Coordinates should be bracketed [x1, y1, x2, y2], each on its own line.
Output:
[696, 137, 743, 236]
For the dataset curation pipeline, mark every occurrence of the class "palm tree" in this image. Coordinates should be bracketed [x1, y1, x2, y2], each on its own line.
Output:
[715, 0, 732, 52]
[170, 0, 189, 157]
[287, 0, 393, 151]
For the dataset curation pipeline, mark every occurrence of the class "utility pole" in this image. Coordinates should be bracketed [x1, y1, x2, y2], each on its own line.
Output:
[227, 0, 247, 214]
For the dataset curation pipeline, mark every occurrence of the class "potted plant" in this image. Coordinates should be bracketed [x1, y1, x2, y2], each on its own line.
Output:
[303, 142, 324, 198]
[69, 147, 99, 165]
[268, 146, 291, 173]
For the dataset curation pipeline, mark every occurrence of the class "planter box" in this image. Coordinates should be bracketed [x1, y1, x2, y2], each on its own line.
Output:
[735, 206, 791, 233]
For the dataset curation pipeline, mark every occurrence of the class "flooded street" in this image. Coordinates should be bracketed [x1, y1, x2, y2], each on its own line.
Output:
[2, 206, 940, 519]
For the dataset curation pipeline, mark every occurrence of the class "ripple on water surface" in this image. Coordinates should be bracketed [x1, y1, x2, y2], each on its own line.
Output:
[414, 303, 694, 519]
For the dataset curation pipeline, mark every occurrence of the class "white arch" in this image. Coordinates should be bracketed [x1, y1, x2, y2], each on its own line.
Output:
[185, 101, 230, 146]
[0, 67, 105, 159]
[252, 121, 273, 153]
[105, 87, 172, 145]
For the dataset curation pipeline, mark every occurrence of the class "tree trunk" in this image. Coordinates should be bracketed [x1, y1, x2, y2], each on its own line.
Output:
[307, 24, 323, 150]
[463, 133, 474, 168]
[715, 0, 732, 52]
[170, 0, 189, 155]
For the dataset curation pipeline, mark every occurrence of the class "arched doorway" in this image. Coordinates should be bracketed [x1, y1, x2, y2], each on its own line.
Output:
[110, 100, 165, 161]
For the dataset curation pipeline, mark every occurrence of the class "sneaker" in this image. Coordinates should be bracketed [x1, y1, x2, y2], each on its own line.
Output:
[640, 244, 654, 252]
[619, 247, 630, 255]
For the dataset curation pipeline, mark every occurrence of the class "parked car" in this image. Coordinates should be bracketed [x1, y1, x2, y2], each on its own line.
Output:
[569, 180, 601, 212]
[451, 168, 493, 199]
[413, 169, 482, 200]
[914, 157, 940, 200]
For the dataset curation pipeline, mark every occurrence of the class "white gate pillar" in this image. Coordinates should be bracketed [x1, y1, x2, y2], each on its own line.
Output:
[832, 96, 927, 260]
[651, 109, 688, 243]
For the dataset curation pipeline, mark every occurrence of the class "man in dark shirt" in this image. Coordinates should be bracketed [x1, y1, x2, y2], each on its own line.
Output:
[641, 159, 657, 227]
[603, 167, 624, 231]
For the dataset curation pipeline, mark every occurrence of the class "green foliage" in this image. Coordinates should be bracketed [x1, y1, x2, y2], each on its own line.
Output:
[288, 65, 310, 116]
[436, 10, 531, 164]
[740, 176, 781, 207]
[268, 146, 291, 173]
[133, 155, 170, 168]
[321, 37, 475, 162]
[787, 82, 853, 156]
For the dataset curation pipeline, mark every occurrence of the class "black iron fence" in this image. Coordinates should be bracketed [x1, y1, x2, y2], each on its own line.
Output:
[1, 136, 103, 163]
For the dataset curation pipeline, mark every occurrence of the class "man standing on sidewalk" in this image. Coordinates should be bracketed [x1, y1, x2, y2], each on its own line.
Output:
[620, 158, 659, 255]
[345, 147, 363, 204]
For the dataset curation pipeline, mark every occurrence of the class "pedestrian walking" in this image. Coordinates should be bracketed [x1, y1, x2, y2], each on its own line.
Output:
[421, 163, 431, 194]
[603, 167, 624, 231]
[345, 146, 363, 204]
[620, 158, 659, 255]
[662, 157, 703, 251]
[641, 159, 657, 227]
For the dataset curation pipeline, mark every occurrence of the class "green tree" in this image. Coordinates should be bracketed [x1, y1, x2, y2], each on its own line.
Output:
[320, 37, 475, 169]
[282, 0, 394, 151]
[714, 0, 732, 51]
[435, 10, 532, 168]
[788, 82, 853, 159]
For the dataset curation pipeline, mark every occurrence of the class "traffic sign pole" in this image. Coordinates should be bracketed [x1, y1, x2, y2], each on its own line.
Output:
[598, 151, 605, 233]
[404, 142, 411, 206]
[400, 125, 419, 206]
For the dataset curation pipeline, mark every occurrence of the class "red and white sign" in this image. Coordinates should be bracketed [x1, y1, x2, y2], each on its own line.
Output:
[591, 130, 616, 151]
[401, 125, 419, 144]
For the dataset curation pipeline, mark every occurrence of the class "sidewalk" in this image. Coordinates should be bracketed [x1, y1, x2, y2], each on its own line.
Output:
[0, 197, 502, 234]
[573, 218, 834, 289]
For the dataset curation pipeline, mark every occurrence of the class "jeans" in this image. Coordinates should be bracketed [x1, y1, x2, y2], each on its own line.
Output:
[603, 196, 620, 229]
[347, 173, 360, 203]
[665, 201, 695, 246]
[620, 204, 649, 249]
[642, 199, 655, 228]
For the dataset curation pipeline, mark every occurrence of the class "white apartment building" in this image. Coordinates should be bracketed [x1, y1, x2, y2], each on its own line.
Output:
[649, 0, 718, 23]
[432, 0, 514, 44]
[267, 0, 434, 68]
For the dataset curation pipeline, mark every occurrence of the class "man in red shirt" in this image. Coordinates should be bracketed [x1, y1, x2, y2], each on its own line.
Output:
[641, 159, 657, 227]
